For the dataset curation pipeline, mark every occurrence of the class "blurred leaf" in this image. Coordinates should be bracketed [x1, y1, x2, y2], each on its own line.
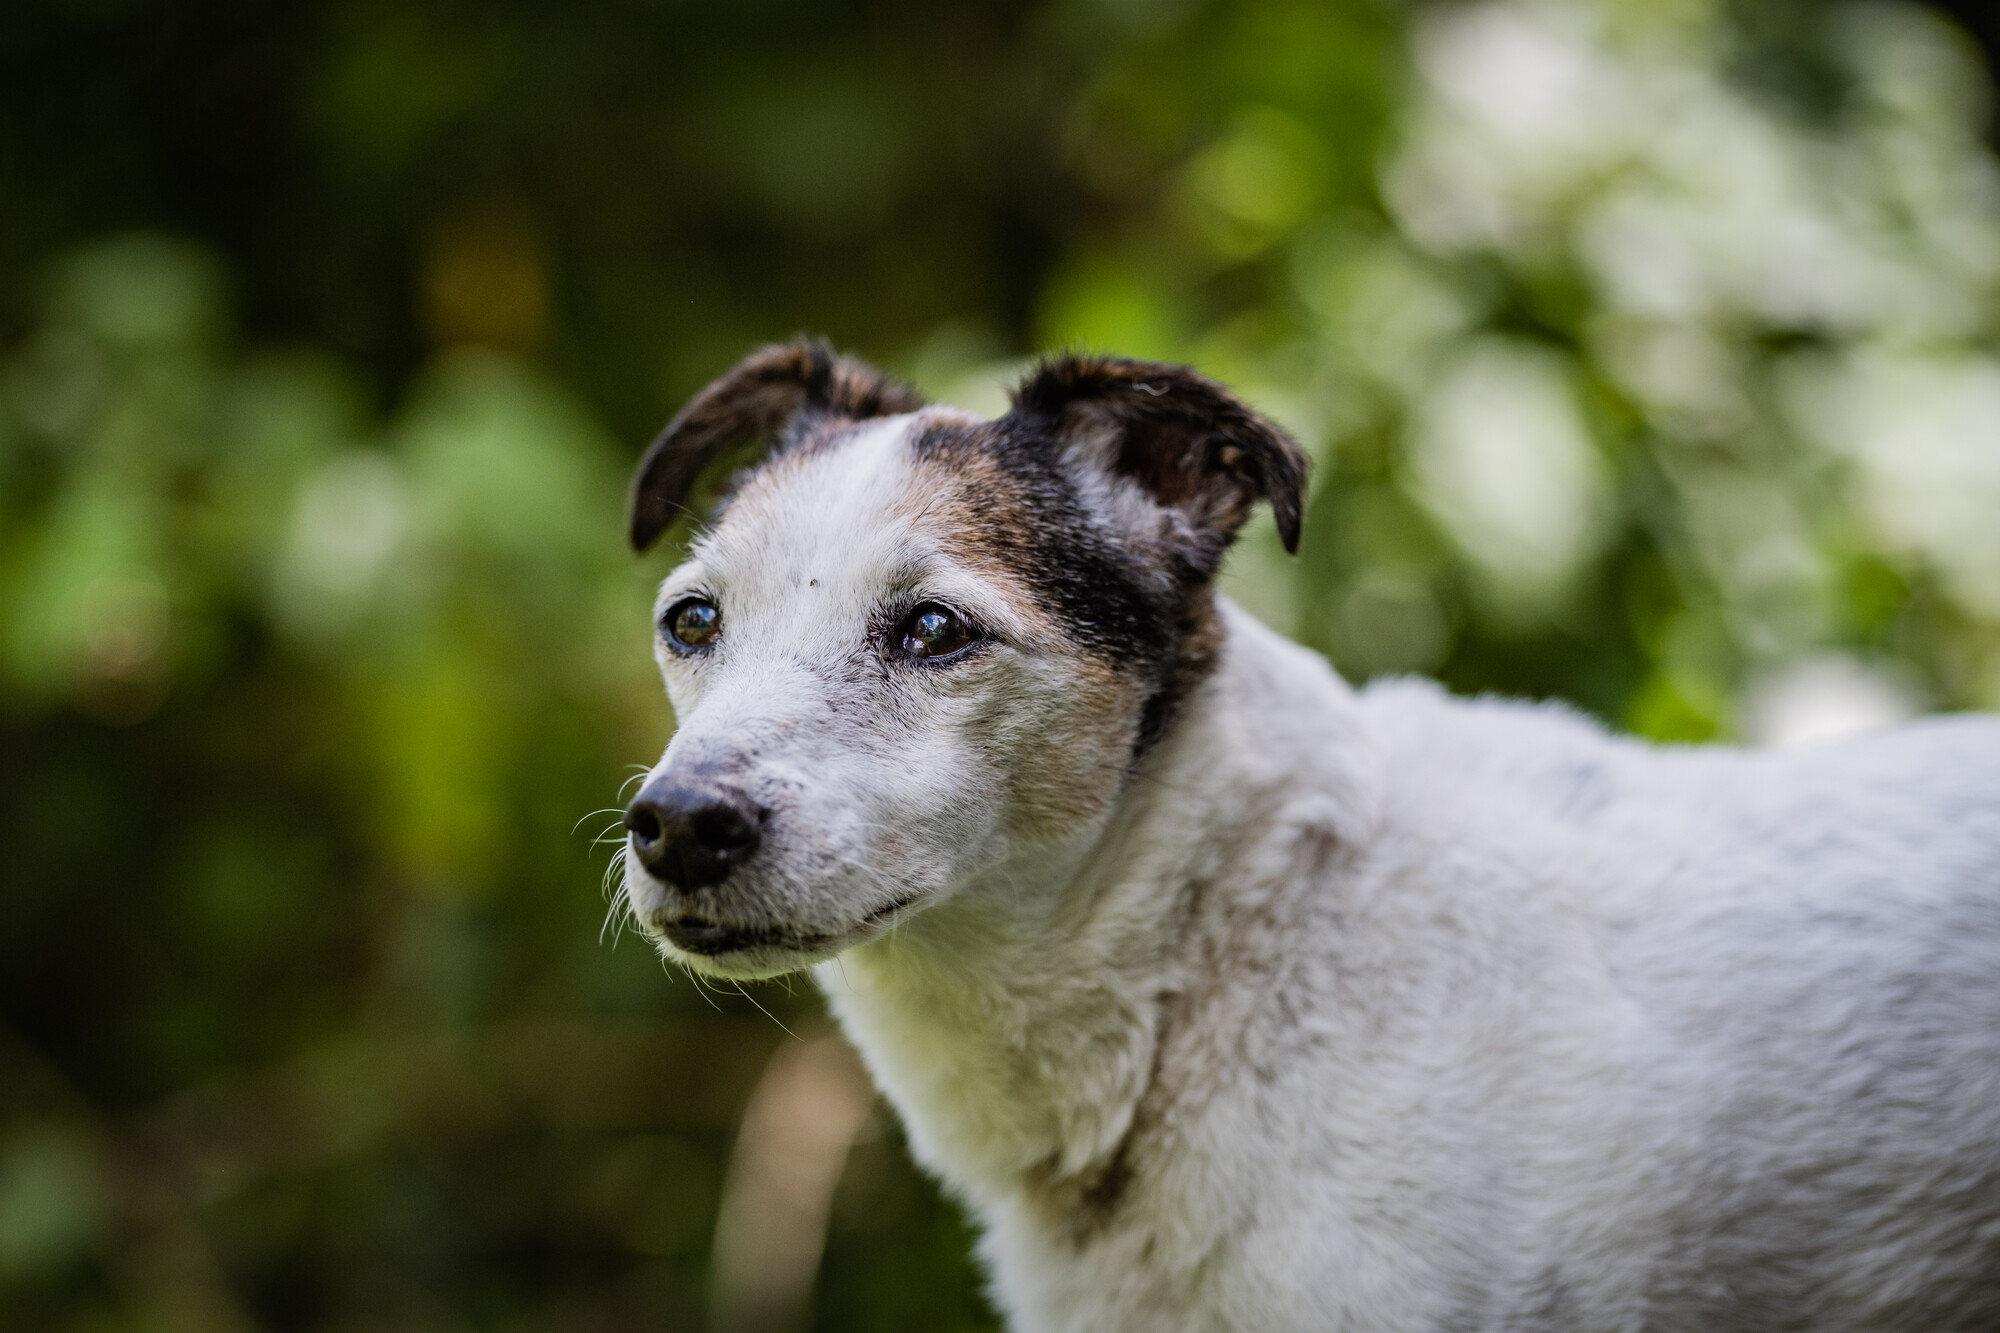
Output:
[0, 1127, 104, 1278]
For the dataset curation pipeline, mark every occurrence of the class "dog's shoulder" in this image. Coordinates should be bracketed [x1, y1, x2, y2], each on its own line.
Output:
[1355, 675, 1619, 756]
[1351, 675, 1645, 831]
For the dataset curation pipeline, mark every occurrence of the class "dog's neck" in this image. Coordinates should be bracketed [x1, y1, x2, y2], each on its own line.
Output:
[818, 601, 1379, 1213]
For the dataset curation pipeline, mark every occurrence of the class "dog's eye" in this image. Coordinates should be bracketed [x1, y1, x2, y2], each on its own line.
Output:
[663, 597, 720, 651]
[896, 603, 975, 661]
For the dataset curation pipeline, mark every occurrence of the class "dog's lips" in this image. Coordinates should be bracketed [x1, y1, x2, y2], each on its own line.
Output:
[654, 889, 928, 960]
[857, 888, 926, 929]
[658, 917, 765, 956]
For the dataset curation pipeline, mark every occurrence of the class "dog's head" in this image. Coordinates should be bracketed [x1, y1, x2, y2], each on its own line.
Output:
[621, 339, 1306, 977]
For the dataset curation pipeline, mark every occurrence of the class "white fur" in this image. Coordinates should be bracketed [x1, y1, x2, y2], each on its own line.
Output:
[631, 415, 2000, 1331]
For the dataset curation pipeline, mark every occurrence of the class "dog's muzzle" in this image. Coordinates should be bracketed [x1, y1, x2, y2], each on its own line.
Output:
[624, 777, 764, 891]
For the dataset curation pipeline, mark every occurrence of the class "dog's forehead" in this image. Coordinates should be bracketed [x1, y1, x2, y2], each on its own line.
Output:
[702, 414, 924, 579]
[686, 410, 1017, 618]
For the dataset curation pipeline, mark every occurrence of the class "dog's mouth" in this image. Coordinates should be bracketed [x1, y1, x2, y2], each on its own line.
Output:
[657, 889, 927, 959]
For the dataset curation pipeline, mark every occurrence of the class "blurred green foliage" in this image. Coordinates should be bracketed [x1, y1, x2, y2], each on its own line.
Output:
[3, 0, 1999, 1328]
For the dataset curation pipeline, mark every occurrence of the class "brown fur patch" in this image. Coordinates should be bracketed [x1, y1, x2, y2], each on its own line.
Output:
[892, 426, 1143, 844]
[891, 406, 1260, 823]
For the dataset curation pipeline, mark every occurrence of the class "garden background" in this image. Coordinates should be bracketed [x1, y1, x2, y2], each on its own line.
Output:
[5, 0, 2000, 1328]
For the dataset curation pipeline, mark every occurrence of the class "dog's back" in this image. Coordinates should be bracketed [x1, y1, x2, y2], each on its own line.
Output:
[1362, 686, 2000, 1329]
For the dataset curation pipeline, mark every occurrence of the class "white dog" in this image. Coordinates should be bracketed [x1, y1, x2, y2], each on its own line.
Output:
[620, 341, 2000, 1332]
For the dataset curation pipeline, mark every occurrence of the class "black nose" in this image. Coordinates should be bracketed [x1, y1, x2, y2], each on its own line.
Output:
[624, 779, 764, 891]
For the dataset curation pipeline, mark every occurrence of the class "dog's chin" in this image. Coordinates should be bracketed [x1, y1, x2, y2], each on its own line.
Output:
[642, 888, 931, 980]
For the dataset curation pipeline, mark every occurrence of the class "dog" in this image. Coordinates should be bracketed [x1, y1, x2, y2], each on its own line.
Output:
[619, 340, 2000, 1332]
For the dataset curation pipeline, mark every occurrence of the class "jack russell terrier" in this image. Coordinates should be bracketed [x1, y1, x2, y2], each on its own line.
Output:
[620, 340, 2000, 1332]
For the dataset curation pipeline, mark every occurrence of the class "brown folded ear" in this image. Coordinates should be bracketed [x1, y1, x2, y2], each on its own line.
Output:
[1006, 355, 1309, 564]
[629, 339, 925, 550]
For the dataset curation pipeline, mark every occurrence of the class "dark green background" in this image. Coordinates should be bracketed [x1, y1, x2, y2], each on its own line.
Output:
[4, 1, 1997, 1328]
